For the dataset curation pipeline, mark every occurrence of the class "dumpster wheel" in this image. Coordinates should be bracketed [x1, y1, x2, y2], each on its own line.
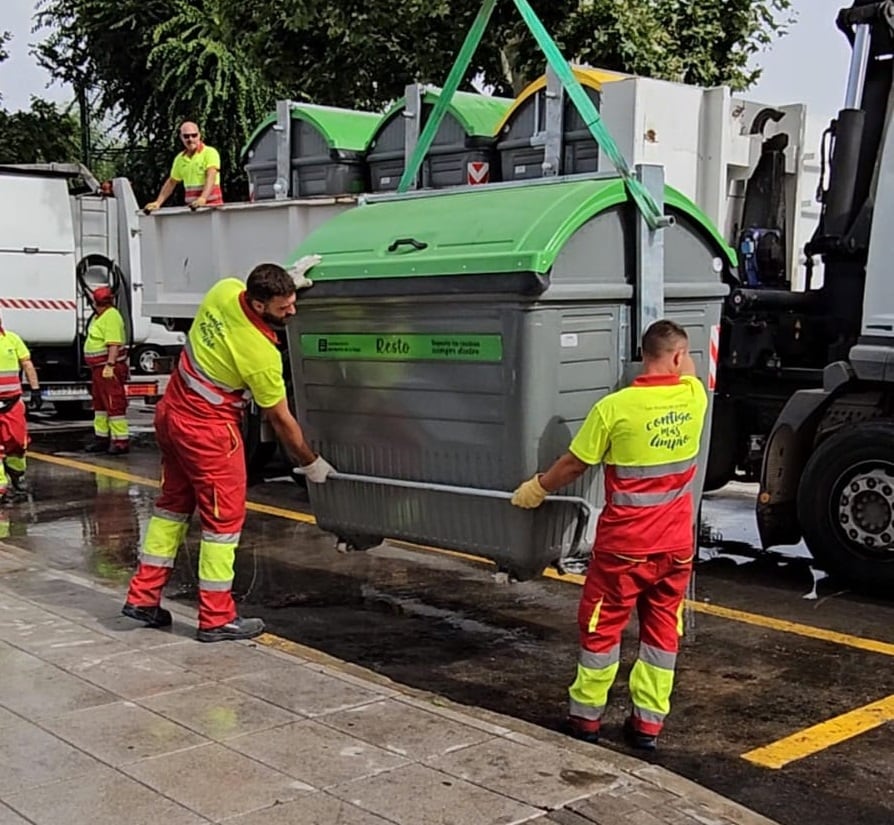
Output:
[335, 533, 384, 553]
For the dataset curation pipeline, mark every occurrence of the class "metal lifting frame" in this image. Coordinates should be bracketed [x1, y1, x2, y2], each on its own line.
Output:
[395, 0, 671, 232]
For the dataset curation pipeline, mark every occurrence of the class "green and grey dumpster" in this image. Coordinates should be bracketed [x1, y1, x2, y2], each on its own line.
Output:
[242, 102, 380, 199]
[497, 67, 624, 181]
[366, 86, 513, 192]
[285, 175, 732, 580]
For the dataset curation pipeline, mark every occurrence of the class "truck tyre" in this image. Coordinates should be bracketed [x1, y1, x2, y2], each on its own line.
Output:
[797, 421, 894, 594]
[132, 345, 164, 375]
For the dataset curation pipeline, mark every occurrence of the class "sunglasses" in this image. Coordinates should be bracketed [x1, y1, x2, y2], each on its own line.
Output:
[180, 132, 199, 139]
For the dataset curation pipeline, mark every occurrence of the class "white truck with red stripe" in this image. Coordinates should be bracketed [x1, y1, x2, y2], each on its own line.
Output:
[0, 164, 184, 416]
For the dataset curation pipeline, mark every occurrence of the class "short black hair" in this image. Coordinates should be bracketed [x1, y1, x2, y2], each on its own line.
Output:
[246, 263, 296, 302]
[642, 319, 688, 359]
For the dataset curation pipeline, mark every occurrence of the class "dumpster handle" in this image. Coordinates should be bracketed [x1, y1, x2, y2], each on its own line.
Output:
[292, 468, 596, 567]
[387, 237, 428, 253]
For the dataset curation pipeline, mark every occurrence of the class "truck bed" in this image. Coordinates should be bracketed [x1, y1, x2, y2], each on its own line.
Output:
[138, 197, 357, 319]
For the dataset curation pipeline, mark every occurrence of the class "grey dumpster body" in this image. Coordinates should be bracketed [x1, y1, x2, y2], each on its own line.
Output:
[285, 176, 732, 580]
[243, 103, 380, 199]
[497, 68, 624, 181]
[366, 88, 512, 192]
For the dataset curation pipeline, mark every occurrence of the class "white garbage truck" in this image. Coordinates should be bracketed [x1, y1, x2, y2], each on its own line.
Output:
[0, 163, 184, 416]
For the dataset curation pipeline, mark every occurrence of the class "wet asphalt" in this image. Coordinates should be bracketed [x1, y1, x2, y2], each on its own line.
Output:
[6, 410, 894, 825]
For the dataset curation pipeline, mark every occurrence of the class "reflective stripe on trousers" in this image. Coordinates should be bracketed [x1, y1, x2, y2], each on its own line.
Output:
[125, 396, 247, 629]
[569, 551, 692, 735]
[94, 411, 109, 439]
[197, 531, 241, 592]
[127, 507, 191, 609]
[109, 415, 129, 445]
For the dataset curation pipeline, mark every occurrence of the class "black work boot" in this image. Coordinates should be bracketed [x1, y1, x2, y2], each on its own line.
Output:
[121, 602, 173, 628]
[197, 616, 265, 643]
[564, 716, 601, 744]
[84, 438, 111, 454]
[107, 444, 130, 456]
[623, 717, 658, 751]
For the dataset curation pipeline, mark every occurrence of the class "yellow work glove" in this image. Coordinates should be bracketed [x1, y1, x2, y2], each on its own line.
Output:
[189, 196, 208, 210]
[102, 365, 115, 379]
[143, 200, 161, 214]
[511, 474, 549, 509]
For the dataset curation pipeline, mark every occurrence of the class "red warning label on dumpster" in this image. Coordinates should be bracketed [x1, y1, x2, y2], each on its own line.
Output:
[467, 161, 490, 185]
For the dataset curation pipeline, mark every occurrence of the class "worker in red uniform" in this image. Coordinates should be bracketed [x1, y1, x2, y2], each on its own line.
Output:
[512, 319, 708, 751]
[83, 287, 130, 455]
[143, 120, 223, 211]
[122, 260, 334, 642]
[0, 318, 42, 500]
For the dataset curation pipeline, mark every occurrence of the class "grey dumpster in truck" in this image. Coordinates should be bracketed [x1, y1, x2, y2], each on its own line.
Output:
[285, 175, 733, 580]
[497, 67, 624, 181]
[366, 86, 512, 191]
[242, 103, 380, 199]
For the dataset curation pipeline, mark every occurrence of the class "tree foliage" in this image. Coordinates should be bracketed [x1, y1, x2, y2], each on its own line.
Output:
[0, 32, 80, 164]
[0, 99, 80, 165]
[34, 0, 794, 197]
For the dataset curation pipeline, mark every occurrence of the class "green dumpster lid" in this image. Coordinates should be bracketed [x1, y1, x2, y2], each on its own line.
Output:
[286, 178, 737, 281]
[371, 88, 513, 144]
[242, 103, 381, 158]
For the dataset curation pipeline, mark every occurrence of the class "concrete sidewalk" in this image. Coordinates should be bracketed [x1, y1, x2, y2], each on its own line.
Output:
[0, 545, 779, 825]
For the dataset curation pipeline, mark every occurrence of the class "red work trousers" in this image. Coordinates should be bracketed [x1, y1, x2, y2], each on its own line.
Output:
[569, 549, 693, 737]
[91, 363, 129, 447]
[126, 397, 247, 629]
[0, 399, 28, 494]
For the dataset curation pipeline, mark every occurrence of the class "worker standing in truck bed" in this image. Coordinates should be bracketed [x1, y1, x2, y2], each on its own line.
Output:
[0, 316, 42, 500]
[143, 121, 223, 211]
[511, 320, 707, 751]
[83, 286, 130, 456]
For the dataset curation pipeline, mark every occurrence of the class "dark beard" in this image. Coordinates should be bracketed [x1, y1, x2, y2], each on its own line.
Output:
[261, 312, 287, 330]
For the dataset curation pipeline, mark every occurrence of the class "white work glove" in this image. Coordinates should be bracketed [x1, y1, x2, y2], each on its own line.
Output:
[302, 455, 335, 484]
[289, 254, 322, 290]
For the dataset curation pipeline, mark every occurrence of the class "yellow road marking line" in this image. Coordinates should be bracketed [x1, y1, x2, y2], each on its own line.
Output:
[30, 451, 161, 488]
[29, 451, 317, 525]
[31, 449, 894, 767]
[742, 694, 894, 769]
[28, 451, 894, 659]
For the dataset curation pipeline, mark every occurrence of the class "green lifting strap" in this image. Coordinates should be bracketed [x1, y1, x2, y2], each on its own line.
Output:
[397, 0, 498, 192]
[398, 0, 667, 231]
[512, 0, 665, 229]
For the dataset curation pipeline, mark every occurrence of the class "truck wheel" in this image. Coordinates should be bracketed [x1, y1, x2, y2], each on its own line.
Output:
[132, 345, 164, 375]
[797, 421, 894, 594]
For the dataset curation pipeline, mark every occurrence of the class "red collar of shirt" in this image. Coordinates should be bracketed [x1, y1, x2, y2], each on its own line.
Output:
[181, 141, 205, 159]
[238, 291, 279, 344]
[632, 373, 681, 387]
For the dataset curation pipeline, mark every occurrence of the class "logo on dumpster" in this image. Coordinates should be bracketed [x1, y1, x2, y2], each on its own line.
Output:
[300, 334, 503, 362]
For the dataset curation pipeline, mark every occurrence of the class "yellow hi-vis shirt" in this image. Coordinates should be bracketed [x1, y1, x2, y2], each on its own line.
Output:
[84, 307, 128, 367]
[170, 144, 223, 205]
[173, 278, 286, 420]
[569, 374, 708, 554]
[0, 330, 30, 397]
